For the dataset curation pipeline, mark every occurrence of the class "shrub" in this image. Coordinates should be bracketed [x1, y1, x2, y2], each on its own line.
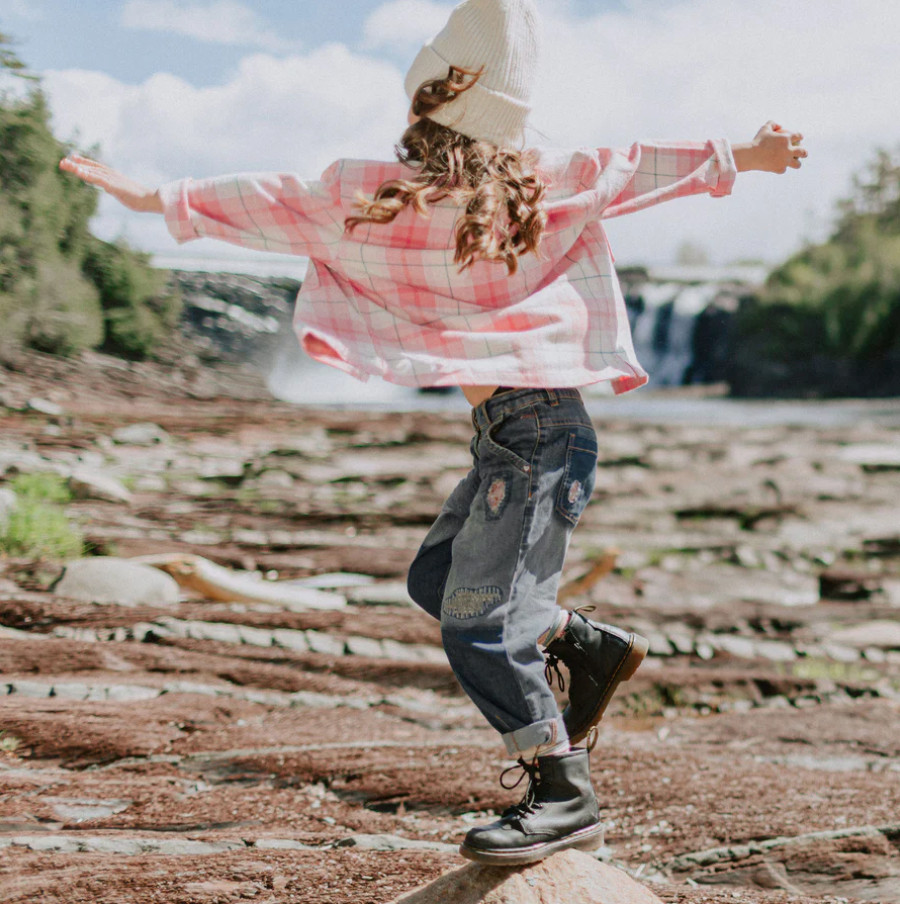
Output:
[82, 238, 181, 359]
[0, 34, 181, 361]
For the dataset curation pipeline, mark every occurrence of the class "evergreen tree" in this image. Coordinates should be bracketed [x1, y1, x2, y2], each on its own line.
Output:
[0, 33, 180, 359]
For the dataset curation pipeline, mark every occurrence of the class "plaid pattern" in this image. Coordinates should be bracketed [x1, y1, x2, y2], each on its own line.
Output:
[158, 139, 736, 392]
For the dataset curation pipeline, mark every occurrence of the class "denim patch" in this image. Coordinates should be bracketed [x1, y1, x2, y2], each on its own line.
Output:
[484, 474, 511, 520]
[442, 585, 503, 619]
[555, 431, 598, 526]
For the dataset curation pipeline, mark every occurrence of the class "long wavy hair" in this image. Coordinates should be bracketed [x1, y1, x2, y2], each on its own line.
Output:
[345, 66, 547, 276]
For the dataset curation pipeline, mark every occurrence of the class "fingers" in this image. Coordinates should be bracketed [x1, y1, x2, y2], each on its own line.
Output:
[59, 155, 111, 183]
[67, 153, 107, 169]
[60, 158, 112, 189]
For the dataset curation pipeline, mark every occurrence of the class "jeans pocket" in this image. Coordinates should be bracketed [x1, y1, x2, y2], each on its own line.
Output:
[555, 430, 598, 526]
[482, 413, 535, 475]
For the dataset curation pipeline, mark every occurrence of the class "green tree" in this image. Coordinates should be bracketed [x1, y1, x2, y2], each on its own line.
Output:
[0, 33, 180, 359]
[730, 146, 900, 396]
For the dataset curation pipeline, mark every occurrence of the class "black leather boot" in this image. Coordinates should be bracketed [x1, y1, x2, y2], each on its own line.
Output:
[544, 609, 649, 746]
[460, 748, 603, 865]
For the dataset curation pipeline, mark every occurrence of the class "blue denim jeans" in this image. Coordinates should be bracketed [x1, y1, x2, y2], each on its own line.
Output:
[407, 388, 598, 757]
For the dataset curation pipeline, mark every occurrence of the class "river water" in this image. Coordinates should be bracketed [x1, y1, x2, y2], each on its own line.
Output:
[153, 256, 900, 429]
[267, 349, 900, 428]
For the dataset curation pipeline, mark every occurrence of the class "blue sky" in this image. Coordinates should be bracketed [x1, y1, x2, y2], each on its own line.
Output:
[2, 0, 898, 271]
[4, 0, 627, 86]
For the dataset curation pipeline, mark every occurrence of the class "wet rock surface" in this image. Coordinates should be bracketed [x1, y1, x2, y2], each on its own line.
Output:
[1, 348, 899, 903]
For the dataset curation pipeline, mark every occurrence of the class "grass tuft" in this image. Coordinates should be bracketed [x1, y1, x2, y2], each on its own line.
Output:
[0, 472, 82, 560]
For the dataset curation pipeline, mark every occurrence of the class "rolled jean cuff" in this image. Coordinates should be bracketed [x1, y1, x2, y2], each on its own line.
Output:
[502, 714, 569, 758]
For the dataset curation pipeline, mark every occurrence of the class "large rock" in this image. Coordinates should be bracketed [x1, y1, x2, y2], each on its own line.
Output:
[53, 558, 180, 607]
[390, 850, 663, 904]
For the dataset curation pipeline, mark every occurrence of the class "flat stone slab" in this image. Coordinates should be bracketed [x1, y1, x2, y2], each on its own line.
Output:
[390, 850, 663, 904]
[831, 620, 900, 650]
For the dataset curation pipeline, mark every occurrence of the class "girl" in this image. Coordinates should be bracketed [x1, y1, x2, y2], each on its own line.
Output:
[61, 0, 806, 866]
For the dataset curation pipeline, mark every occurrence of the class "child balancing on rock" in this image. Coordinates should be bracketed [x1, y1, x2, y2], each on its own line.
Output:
[62, 0, 806, 865]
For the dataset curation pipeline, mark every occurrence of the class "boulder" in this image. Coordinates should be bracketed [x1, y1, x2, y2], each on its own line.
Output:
[389, 850, 663, 904]
[53, 558, 180, 607]
[69, 468, 133, 505]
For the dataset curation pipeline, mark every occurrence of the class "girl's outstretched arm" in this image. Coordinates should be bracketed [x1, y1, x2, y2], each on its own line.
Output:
[60, 155, 344, 258]
[599, 121, 807, 220]
[60, 155, 163, 213]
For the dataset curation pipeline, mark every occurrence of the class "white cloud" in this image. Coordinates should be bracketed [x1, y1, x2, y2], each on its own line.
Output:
[363, 0, 452, 52]
[121, 0, 298, 52]
[0, 0, 43, 21]
[44, 45, 408, 255]
[40, 0, 900, 268]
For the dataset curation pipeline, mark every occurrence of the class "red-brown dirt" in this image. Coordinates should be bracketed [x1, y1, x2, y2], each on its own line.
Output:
[2, 347, 899, 903]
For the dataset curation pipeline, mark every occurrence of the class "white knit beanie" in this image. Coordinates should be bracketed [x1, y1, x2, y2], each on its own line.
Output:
[404, 0, 541, 149]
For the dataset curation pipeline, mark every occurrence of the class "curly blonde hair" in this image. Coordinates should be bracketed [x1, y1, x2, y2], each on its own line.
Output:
[345, 66, 547, 276]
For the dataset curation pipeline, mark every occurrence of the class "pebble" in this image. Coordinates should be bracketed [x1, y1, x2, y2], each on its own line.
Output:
[238, 625, 274, 647]
[254, 839, 311, 851]
[255, 469, 294, 488]
[104, 685, 161, 703]
[196, 622, 244, 645]
[272, 628, 309, 652]
[304, 631, 346, 657]
[111, 423, 170, 445]
[27, 397, 63, 416]
[754, 640, 797, 662]
[345, 635, 386, 658]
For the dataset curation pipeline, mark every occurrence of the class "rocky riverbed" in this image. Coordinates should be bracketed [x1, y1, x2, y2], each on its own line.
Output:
[1, 347, 899, 904]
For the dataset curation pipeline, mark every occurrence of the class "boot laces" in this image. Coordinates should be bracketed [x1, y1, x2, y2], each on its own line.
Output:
[543, 652, 566, 692]
[499, 758, 542, 817]
[543, 605, 598, 687]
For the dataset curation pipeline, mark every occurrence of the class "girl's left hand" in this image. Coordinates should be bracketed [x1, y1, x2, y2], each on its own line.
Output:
[751, 122, 808, 174]
[59, 154, 163, 213]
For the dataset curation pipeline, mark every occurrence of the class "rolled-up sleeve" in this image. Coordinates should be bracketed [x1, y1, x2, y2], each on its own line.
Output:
[599, 139, 737, 219]
[157, 162, 345, 258]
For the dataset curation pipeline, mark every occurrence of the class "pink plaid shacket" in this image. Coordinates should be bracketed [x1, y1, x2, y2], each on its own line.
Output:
[159, 139, 737, 393]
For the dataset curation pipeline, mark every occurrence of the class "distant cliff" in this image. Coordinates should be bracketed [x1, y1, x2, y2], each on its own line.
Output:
[167, 271, 300, 368]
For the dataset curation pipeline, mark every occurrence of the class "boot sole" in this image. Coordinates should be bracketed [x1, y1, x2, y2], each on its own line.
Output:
[568, 633, 649, 746]
[459, 821, 606, 866]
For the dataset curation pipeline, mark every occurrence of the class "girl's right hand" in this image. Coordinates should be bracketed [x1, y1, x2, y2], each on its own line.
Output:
[750, 121, 808, 174]
[59, 154, 164, 214]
